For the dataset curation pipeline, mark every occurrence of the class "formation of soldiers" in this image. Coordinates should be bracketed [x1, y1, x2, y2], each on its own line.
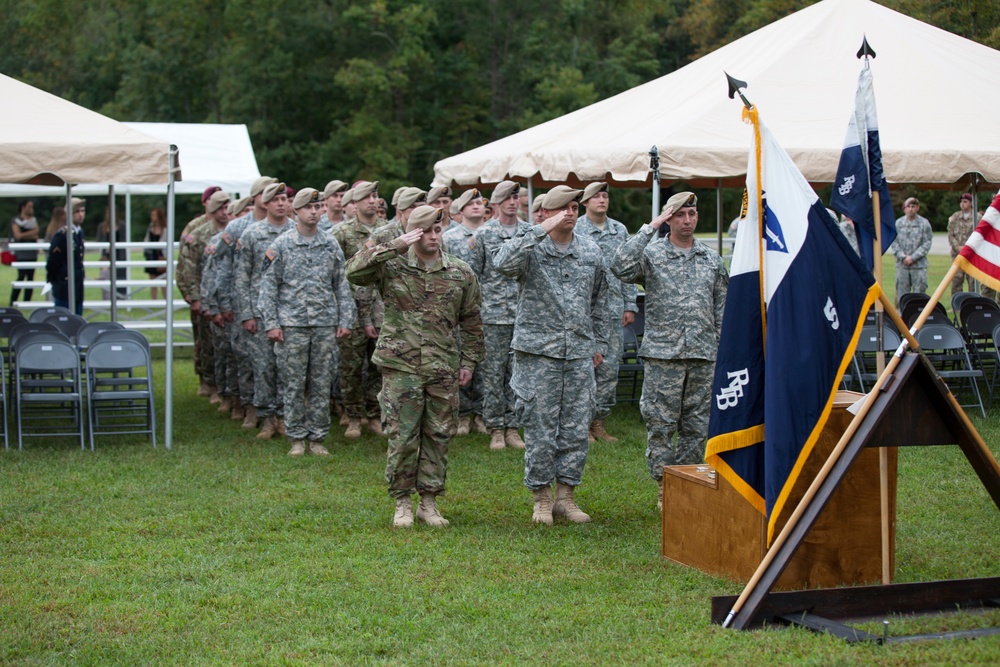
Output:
[176, 177, 728, 527]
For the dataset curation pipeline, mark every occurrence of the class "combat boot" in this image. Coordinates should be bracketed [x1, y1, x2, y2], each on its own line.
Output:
[367, 418, 384, 436]
[345, 419, 362, 439]
[275, 417, 286, 437]
[209, 390, 222, 405]
[553, 483, 591, 523]
[472, 415, 488, 434]
[339, 413, 350, 426]
[241, 405, 258, 430]
[217, 396, 232, 414]
[657, 478, 663, 512]
[455, 416, 470, 436]
[256, 416, 277, 440]
[504, 428, 525, 449]
[230, 404, 245, 421]
[393, 496, 414, 528]
[288, 440, 306, 456]
[308, 441, 329, 456]
[532, 487, 553, 525]
[588, 430, 596, 444]
[489, 429, 506, 450]
[589, 419, 618, 442]
[416, 493, 450, 527]
[198, 380, 211, 397]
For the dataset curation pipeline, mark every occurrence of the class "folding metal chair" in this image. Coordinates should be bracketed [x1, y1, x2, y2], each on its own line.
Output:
[0, 307, 25, 317]
[28, 306, 72, 323]
[916, 323, 986, 418]
[904, 302, 948, 328]
[898, 292, 929, 313]
[852, 325, 902, 393]
[616, 324, 644, 403]
[15, 336, 85, 449]
[44, 313, 87, 343]
[963, 309, 1000, 402]
[951, 291, 981, 323]
[0, 354, 8, 449]
[86, 336, 156, 449]
[76, 321, 126, 352]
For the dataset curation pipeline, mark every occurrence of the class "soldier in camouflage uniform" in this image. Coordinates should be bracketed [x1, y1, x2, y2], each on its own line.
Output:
[948, 193, 977, 296]
[443, 188, 489, 437]
[176, 186, 220, 398]
[427, 185, 455, 233]
[369, 187, 426, 247]
[613, 192, 728, 511]
[332, 181, 387, 439]
[197, 192, 238, 413]
[236, 182, 293, 439]
[347, 205, 484, 528]
[468, 180, 530, 451]
[576, 182, 639, 443]
[494, 185, 609, 526]
[888, 197, 933, 304]
[215, 177, 276, 427]
[259, 188, 356, 457]
[318, 180, 349, 233]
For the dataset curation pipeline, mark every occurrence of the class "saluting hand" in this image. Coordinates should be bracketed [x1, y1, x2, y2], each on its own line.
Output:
[399, 227, 423, 247]
[650, 207, 674, 230]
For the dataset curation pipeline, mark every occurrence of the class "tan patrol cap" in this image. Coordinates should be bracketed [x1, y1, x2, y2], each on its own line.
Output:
[232, 196, 252, 217]
[581, 182, 609, 203]
[541, 185, 583, 210]
[353, 180, 378, 201]
[206, 190, 231, 214]
[662, 191, 697, 215]
[322, 180, 348, 199]
[428, 185, 452, 201]
[390, 186, 408, 206]
[71, 197, 86, 212]
[531, 197, 544, 213]
[490, 180, 520, 204]
[261, 182, 287, 204]
[293, 187, 321, 209]
[342, 189, 355, 205]
[453, 188, 482, 213]
[406, 205, 445, 232]
[397, 187, 428, 211]
[250, 176, 278, 198]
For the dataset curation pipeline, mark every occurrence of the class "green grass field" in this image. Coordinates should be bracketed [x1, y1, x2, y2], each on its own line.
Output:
[1, 241, 999, 665]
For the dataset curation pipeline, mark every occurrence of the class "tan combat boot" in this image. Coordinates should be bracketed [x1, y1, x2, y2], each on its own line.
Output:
[455, 416, 470, 436]
[489, 429, 506, 450]
[589, 419, 618, 443]
[198, 380, 211, 397]
[208, 390, 222, 405]
[504, 428, 525, 449]
[256, 416, 277, 440]
[275, 417, 286, 437]
[230, 403, 245, 421]
[241, 405, 258, 430]
[416, 493, 450, 527]
[367, 418, 384, 436]
[288, 440, 306, 456]
[308, 441, 330, 456]
[345, 419, 362, 439]
[657, 478, 663, 513]
[217, 396, 232, 414]
[339, 413, 350, 426]
[532, 487, 553, 525]
[393, 496, 414, 528]
[472, 415, 488, 434]
[553, 483, 591, 523]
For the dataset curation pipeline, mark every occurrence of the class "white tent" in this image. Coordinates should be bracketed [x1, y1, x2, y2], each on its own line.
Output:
[434, 0, 1000, 189]
[0, 122, 260, 197]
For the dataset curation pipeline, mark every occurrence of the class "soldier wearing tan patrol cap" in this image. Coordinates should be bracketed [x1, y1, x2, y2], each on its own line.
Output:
[370, 187, 427, 247]
[319, 180, 349, 232]
[427, 186, 454, 232]
[493, 185, 610, 526]
[613, 191, 728, 512]
[577, 182, 639, 443]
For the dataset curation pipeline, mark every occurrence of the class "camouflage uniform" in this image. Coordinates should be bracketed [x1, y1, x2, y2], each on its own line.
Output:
[493, 226, 609, 491]
[332, 217, 388, 420]
[317, 214, 345, 233]
[199, 232, 238, 398]
[948, 208, 977, 295]
[346, 239, 484, 499]
[443, 223, 486, 418]
[215, 212, 262, 407]
[175, 214, 213, 383]
[613, 227, 728, 478]
[839, 220, 861, 256]
[888, 214, 933, 300]
[258, 228, 356, 443]
[235, 218, 293, 418]
[182, 218, 226, 387]
[576, 214, 638, 419]
[468, 219, 533, 431]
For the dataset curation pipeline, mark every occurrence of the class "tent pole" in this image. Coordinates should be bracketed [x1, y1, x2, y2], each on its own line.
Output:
[716, 179, 723, 255]
[66, 183, 75, 315]
[125, 192, 132, 292]
[109, 185, 118, 322]
[649, 146, 660, 219]
[527, 182, 533, 222]
[165, 146, 178, 450]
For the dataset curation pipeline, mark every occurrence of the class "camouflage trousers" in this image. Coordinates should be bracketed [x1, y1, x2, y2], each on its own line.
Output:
[276, 326, 338, 442]
[481, 324, 517, 429]
[250, 322, 283, 418]
[640, 358, 714, 479]
[594, 322, 624, 420]
[339, 324, 380, 419]
[210, 321, 238, 397]
[512, 351, 595, 491]
[458, 368, 484, 418]
[380, 368, 458, 499]
[192, 310, 215, 386]
[951, 252, 975, 296]
[231, 323, 255, 406]
[895, 266, 928, 304]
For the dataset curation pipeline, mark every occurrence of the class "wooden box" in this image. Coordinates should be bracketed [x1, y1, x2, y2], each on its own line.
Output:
[662, 391, 896, 589]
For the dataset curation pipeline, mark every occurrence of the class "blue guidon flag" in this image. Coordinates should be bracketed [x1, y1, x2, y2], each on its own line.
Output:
[829, 65, 895, 271]
[706, 109, 881, 544]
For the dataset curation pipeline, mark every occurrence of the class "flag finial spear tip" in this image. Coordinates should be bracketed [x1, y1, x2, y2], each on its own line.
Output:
[725, 72, 752, 110]
[857, 35, 876, 60]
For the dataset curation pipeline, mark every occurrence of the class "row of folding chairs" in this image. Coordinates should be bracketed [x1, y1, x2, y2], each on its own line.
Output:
[0, 327, 155, 450]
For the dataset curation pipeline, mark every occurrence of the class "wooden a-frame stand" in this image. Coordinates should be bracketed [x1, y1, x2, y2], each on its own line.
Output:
[712, 350, 1000, 643]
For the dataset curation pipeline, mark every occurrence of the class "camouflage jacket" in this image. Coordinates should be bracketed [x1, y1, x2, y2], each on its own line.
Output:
[576, 214, 639, 320]
[368, 219, 403, 246]
[212, 212, 264, 314]
[346, 239, 484, 376]
[613, 226, 728, 361]
[442, 223, 482, 266]
[199, 231, 224, 315]
[175, 214, 209, 301]
[888, 215, 933, 268]
[235, 218, 293, 322]
[258, 227, 357, 331]
[947, 210, 976, 257]
[493, 226, 610, 360]
[468, 218, 533, 325]
[333, 216, 388, 329]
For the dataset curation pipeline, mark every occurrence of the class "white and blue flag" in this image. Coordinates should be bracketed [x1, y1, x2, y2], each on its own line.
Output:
[829, 65, 896, 271]
[707, 111, 880, 543]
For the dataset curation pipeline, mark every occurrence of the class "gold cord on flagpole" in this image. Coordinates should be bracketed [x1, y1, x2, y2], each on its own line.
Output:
[743, 105, 766, 351]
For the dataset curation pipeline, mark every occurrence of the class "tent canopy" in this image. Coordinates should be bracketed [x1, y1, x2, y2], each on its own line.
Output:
[434, 0, 1000, 189]
[0, 73, 172, 186]
[0, 122, 259, 197]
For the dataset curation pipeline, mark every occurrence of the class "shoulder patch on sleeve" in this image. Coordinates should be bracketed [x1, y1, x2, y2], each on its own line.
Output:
[235, 238, 243, 251]
[222, 232, 233, 245]
[262, 247, 277, 271]
[365, 239, 375, 249]
[205, 244, 216, 255]
[467, 237, 476, 250]
[181, 232, 193, 244]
